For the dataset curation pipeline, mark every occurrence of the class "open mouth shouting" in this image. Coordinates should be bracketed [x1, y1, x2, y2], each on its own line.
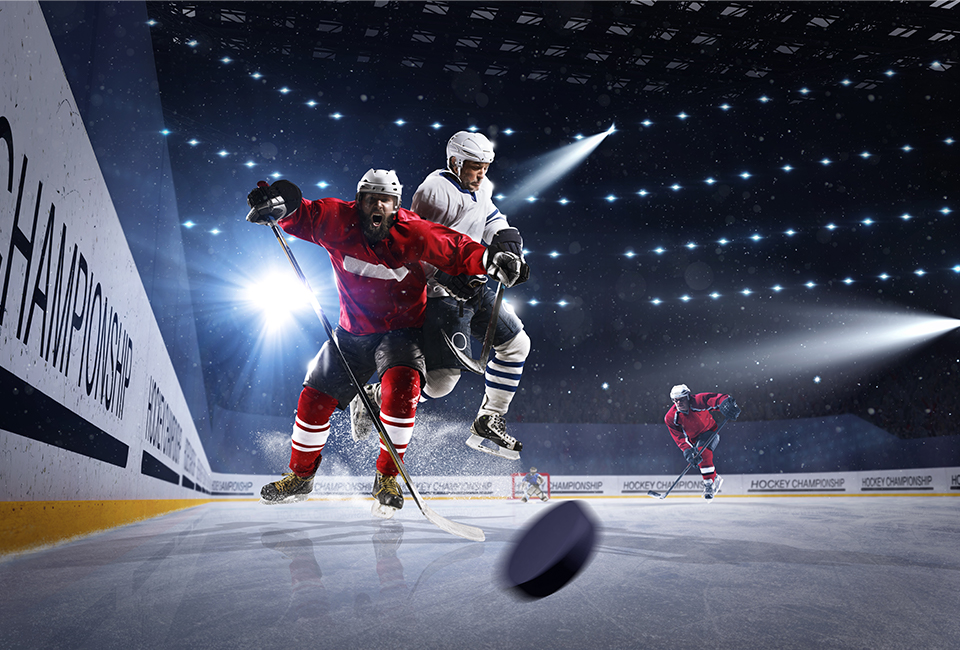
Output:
[360, 193, 397, 242]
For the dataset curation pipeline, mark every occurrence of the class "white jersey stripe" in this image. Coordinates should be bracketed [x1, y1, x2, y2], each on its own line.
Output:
[343, 255, 409, 282]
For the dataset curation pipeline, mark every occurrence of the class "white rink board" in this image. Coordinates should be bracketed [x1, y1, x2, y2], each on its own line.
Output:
[0, 2, 211, 501]
[211, 467, 960, 499]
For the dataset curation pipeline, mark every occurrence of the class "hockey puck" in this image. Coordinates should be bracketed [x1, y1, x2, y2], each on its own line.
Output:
[503, 500, 597, 599]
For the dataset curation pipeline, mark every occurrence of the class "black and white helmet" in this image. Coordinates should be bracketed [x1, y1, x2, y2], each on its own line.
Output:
[356, 168, 403, 206]
[670, 384, 691, 401]
[446, 131, 495, 176]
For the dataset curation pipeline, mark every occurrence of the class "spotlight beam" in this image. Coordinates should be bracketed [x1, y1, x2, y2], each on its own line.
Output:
[500, 125, 615, 213]
[639, 305, 960, 393]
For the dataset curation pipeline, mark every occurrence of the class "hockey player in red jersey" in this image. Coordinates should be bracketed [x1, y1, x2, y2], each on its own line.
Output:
[664, 384, 741, 500]
[245, 169, 527, 518]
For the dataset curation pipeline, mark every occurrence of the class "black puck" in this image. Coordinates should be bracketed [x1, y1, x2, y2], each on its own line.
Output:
[503, 500, 597, 599]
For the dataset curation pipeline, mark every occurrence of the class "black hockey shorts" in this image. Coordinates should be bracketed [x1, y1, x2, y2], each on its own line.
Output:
[422, 286, 524, 372]
[303, 327, 426, 409]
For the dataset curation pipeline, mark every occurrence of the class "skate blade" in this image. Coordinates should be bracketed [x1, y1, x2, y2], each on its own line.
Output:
[259, 494, 311, 506]
[465, 436, 520, 461]
[371, 500, 399, 519]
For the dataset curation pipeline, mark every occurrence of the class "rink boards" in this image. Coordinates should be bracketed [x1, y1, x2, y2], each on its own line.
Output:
[207, 466, 960, 499]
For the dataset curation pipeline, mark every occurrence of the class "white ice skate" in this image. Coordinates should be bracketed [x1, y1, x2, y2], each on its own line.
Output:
[703, 475, 724, 500]
[350, 383, 381, 442]
[466, 414, 521, 461]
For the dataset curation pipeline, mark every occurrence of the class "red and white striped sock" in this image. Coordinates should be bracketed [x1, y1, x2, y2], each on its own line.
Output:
[289, 385, 338, 477]
[375, 366, 421, 476]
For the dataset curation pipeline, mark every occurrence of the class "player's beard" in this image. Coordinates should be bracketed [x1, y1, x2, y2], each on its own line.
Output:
[361, 208, 396, 243]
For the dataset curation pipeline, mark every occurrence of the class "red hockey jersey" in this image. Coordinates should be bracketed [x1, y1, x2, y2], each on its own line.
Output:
[278, 198, 487, 335]
[664, 392, 729, 452]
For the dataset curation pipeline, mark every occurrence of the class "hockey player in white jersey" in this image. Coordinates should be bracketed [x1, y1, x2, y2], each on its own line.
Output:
[520, 468, 548, 502]
[350, 131, 531, 460]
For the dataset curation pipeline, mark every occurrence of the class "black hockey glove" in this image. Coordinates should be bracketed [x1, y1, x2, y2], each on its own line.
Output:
[483, 250, 528, 288]
[490, 227, 524, 257]
[719, 397, 741, 421]
[683, 447, 702, 465]
[434, 270, 486, 301]
[246, 180, 302, 224]
[488, 228, 530, 285]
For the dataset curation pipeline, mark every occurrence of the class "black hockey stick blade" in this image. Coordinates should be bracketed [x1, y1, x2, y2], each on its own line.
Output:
[442, 330, 484, 375]
[441, 282, 504, 376]
[646, 490, 667, 499]
[267, 220, 484, 542]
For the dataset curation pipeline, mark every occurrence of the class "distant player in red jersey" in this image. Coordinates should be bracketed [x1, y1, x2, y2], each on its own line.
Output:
[664, 384, 741, 500]
[246, 169, 527, 518]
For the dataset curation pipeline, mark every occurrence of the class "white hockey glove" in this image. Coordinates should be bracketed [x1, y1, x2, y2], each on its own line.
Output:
[483, 250, 528, 288]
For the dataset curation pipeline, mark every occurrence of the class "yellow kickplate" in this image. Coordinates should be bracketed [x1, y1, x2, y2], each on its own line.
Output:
[1, 500, 213, 556]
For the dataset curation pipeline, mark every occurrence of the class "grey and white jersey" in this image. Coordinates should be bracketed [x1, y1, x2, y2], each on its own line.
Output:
[412, 169, 511, 297]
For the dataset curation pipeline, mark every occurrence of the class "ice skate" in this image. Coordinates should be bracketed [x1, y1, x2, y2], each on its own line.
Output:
[350, 383, 381, 442]
[260, 472, 315, 505]
[703, 475, 723, 500]
[371, 471, 404, 519]
[466, 414, 521, 460]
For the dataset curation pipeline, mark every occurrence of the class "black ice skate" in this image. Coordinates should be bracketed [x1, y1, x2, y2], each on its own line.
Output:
[350, 383, 381, 442]
[260, 472, 315, 505]
[467, 414, 522, 460]
[371, 471, 404, 519]
[703, 475, 724, 500]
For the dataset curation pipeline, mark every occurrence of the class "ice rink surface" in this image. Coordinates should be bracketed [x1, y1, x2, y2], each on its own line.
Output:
[2, 496, 958, 650]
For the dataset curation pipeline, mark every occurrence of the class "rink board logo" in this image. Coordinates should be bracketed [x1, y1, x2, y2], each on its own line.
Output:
[748, 476, 846, 493]
[422, 480, 494, 496]
[211, 480, 255, 495]
[316, 480, 369, 495]
[861, 474, 933, 491]
[553, 479, 605, 495]
[622, 478, 703, 494]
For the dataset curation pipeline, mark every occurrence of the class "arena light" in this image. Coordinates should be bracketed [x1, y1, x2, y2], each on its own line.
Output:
[244, 271, 313, 331]
[744, 307, 960, 376]
[637, 304, 960, 393]
[500, 124, 615, 212]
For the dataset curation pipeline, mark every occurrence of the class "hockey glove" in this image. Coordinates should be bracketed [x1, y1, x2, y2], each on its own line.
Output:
[683, 447, 702, 465]
[719, 397, 741, 421]
[490, 227, 524, 257]
[434, 270, 486, 301]
[483, 250, 528, 288]
[488, 228, 530, 285]
[246, 180, 303, 224]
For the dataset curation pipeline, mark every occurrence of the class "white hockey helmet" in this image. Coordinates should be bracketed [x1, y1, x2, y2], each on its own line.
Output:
[356, 168, 403, 206]
[446, 131, 495, 175]
[670, 384, 691, 401]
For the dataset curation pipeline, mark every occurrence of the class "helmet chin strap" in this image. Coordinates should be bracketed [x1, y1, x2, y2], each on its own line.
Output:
[448, 156, 463, 178]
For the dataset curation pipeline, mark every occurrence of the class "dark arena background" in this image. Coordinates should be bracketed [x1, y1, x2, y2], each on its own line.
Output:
[41, 1, 960, 474]
[2, 2, 959, 649]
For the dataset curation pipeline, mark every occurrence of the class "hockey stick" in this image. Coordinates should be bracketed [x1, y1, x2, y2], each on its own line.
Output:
[263, 217, 485, 542]
[647, 418, 728, 500]
[442, 281, 504, 376]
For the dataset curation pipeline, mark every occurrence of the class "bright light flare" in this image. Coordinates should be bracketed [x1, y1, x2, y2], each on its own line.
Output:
[500, 125, 615, 212]
[639, 305, 960, 395]
[244, 272, 313, 330]
[743, 307, 960, 375]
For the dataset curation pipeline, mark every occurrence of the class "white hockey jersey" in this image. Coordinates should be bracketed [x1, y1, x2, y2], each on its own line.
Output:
[411, 169, 511, 298]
